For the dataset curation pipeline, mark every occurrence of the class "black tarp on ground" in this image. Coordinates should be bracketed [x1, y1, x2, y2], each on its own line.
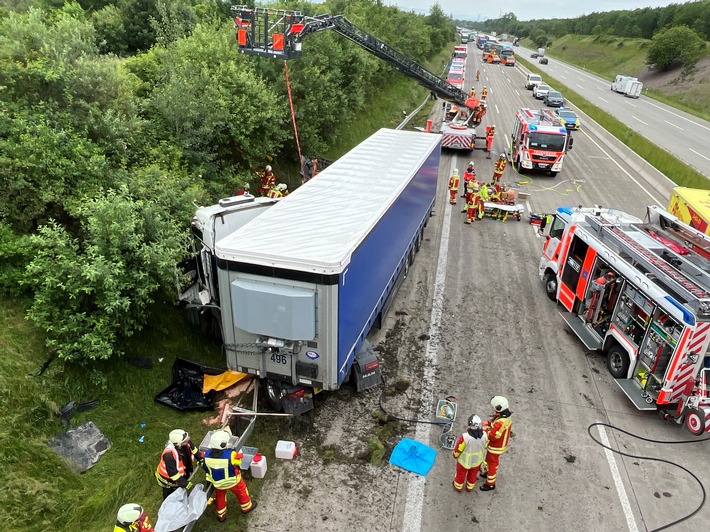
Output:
[48, 421, 111, 473]
[154, 358, 225, 411]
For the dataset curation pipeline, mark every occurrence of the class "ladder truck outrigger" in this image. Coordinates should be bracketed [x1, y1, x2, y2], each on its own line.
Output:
[231, 5, 483, 151]
[540, 205, 710, 435]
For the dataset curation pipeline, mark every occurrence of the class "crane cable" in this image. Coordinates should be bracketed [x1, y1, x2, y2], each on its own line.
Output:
[283, 60, 302, 162]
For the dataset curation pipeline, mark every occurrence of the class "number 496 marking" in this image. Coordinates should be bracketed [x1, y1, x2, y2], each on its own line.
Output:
[271, 354, 287, 364]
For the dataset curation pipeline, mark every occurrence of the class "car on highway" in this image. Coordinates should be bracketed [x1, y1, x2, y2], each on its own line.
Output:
[530, 52, 538, 58]
[554, 108, 580, 130]
[545, 90, 565, 107]
[533, 83, 551, 99]
[539, 56, 548, 65]
[525, 73, 543, 90]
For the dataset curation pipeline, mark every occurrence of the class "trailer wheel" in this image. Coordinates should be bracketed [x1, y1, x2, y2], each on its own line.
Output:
[607, 345, 630, 379]
[685, 408, 705, 436]
[263, 379, 284, 412]
[543, 273, 557, 301]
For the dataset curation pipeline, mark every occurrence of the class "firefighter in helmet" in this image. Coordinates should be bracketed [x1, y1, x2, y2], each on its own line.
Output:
[480, 396, 513, 491]
[448, 169, 460, 205]
[485, 125, 496, 158]
[114, 503, 154, 532]
[258, 165, 276, 196]
[469, 86, 476, 98]
[202, 430, 257, 522]
[155, 429, 197, 500]
[481, 86, 488, 100]
[462, 161, 476, 198]
[492, 153, 507, 184]
[268, 182, 288, 198]
[453, 414, 488, 492]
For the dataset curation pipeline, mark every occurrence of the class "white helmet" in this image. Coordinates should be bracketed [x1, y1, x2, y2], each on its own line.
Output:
[117, 503, 143, 525]
[453, 169, 459, 176]
[499, 153, 506, 159]
[276, 183, 287, 192]
[209, 430, 230, 449]
[491, 396, 509, 412]
[265, 165, 272, 172]
[169, 429, 188, 446]
[467, 414, 482, 429]
[468, 161, 474, 167]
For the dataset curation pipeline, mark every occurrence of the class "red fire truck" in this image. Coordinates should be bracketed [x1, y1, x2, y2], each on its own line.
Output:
[539, 205, 710, 434]
[511, 108, 572, 177]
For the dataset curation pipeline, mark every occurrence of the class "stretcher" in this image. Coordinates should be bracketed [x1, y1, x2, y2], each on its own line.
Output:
[483, 202, 524, 221]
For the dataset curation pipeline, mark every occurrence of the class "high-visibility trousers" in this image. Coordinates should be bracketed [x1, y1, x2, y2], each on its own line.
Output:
[449, 189, 458, 204]
[483, 451, 503, 486]
[214, 477, 253, 518]
[454, 462, 481, 492]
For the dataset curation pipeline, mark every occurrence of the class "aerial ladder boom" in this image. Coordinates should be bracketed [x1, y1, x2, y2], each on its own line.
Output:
[231, 5, 476, 109]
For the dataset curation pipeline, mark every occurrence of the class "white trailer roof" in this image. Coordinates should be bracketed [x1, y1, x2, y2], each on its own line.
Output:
[215, 128, 441, 274]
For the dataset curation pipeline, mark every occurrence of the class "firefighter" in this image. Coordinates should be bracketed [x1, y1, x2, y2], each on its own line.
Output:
[258, 165, 276, 196]
[202, 430, 257, 521]
[448, 169, 460, 205]
[469, 86, 476, 98]
[464, 180, 480, 224]
[481, 86, 488, 100]
[478, 182, 490, 219]
[492, 153, 507, 184]
[462, 161, 476, 198]
[480, 396, 513, 491]
[234, 183, 250, 196]
[453, 414, 488, 492]
[476, 69, 480, 81]
[485, 125, 495, 159]
[155, 429, 196, 500]
[268, 183, 288, 198]
[114, 503, 154, 532]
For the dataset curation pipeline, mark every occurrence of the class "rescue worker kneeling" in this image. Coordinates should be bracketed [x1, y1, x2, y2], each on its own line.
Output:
[453, 414, 488, 492]
[202, 430, 257, 522]
[114, 503, 153, 532]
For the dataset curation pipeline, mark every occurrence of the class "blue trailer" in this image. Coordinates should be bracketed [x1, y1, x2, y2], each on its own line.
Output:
[214, 128, 441, 413]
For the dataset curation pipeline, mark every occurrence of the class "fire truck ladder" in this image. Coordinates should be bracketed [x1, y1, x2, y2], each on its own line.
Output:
[231, 5, 472, 108]
[590, 216, 710, 317]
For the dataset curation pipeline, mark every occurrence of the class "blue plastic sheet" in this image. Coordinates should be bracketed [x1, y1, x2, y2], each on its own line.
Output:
[389, 437, 437, 476]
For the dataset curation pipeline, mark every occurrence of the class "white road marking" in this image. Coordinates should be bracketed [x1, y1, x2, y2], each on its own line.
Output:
[495, 104, 500, 114]
[664, 120, 683, 131]
[598, 97, 609, 103]
[632, 116, 648, 126]
[576, 83, 584, 89]
[580, 130, 662, 205]
[690, 148, 710, 162]
[402, 155, 455, 532]
[627, 102, 637, 108]
[597, 425, 639, 532]
[646, 100, 710, 132]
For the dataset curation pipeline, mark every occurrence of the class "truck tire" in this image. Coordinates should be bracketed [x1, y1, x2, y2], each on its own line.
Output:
[685, 408, 706, 436]
[263, 379, 284, 412]
[549, 171, 558, 178]
[543, 272, 557, 301]
[516, 157, 523, 174]
[607, 345, 630, 379]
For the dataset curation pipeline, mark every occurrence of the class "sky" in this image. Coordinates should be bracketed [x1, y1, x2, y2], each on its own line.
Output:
[384, 0, 679, 22]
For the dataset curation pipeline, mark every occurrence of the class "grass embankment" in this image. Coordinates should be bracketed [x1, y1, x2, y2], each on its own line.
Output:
[0, 43, 456, 532]
[519, 40, 710, 189]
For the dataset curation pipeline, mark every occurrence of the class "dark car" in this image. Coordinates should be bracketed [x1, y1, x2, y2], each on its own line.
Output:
[544, 90, 565, 107]
[538, 57, 548, 65]
[530, 52, 538, 58]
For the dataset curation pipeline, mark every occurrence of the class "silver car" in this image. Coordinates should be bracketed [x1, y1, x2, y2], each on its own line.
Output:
[545, 90, 565, 107]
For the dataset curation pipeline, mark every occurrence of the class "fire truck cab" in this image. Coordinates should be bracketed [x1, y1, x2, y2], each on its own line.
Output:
[539, 205, 710, 435]
[511, 108, 572, 177]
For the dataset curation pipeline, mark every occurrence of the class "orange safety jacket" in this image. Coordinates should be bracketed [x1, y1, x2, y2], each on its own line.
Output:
[486, 415, 512, 454]
[449, 175, 460, 191]
[155, 444, 186, 487]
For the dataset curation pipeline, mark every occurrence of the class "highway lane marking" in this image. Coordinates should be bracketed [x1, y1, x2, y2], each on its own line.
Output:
[581, 130, 663, 205]
[627, 102, 637, 108]
[664, 120, 683, 131]
[690, 148, 710, 162]
[402, 155, 455, 532]
[576, 83, 584, 89]
[495, 104, 500, 114]
[632, 116, 648, 126]
[597, 425, 640, 532]
[645, 100, 710, 132]
[599, 97, 609, 103]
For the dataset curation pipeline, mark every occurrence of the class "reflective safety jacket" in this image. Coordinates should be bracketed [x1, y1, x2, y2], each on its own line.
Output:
[449, 174, 460, 191]
[113, 513, 154, 532]
[155, 443, 186, 488]
[453, 432, 488, 469]
[494, 158, 507, 174]
[267, 188, 283, 199]
[202, 448, 244, 489]
[486, 414, 512, 454]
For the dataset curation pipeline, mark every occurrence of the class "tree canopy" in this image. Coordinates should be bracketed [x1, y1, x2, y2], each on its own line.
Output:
[646, 25, 706, 72]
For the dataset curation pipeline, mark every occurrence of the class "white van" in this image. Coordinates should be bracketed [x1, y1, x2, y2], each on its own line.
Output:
[525, 73, 542, 90]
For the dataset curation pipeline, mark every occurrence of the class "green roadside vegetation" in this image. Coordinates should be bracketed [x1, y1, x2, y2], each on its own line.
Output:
[518, 49, 710, 190]
[0, 41, 455, 532]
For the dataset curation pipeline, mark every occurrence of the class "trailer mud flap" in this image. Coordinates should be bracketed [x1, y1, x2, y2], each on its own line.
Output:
[615, 378, 657, 411]
[559, 311, 603, 351]
[353, 340, 383, 392]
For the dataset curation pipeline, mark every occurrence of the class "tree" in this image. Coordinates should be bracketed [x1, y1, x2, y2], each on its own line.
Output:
[646, 25, 706, 72]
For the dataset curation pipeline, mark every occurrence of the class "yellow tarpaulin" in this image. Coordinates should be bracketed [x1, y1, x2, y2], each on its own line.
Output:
[203, 371, 251, 393]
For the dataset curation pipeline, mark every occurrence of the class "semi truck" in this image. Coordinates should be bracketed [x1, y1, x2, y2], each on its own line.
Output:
[611, 75, 643, 98]
[198, 129, 441, 414]
[667, 187, 710, 235]
[540, 205, 710, 434]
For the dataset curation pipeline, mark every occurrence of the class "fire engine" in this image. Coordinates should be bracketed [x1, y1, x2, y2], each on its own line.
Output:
[539, 205, 710, 435]
[511, 108, 572, 177]
[231, 5, 482, 151]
